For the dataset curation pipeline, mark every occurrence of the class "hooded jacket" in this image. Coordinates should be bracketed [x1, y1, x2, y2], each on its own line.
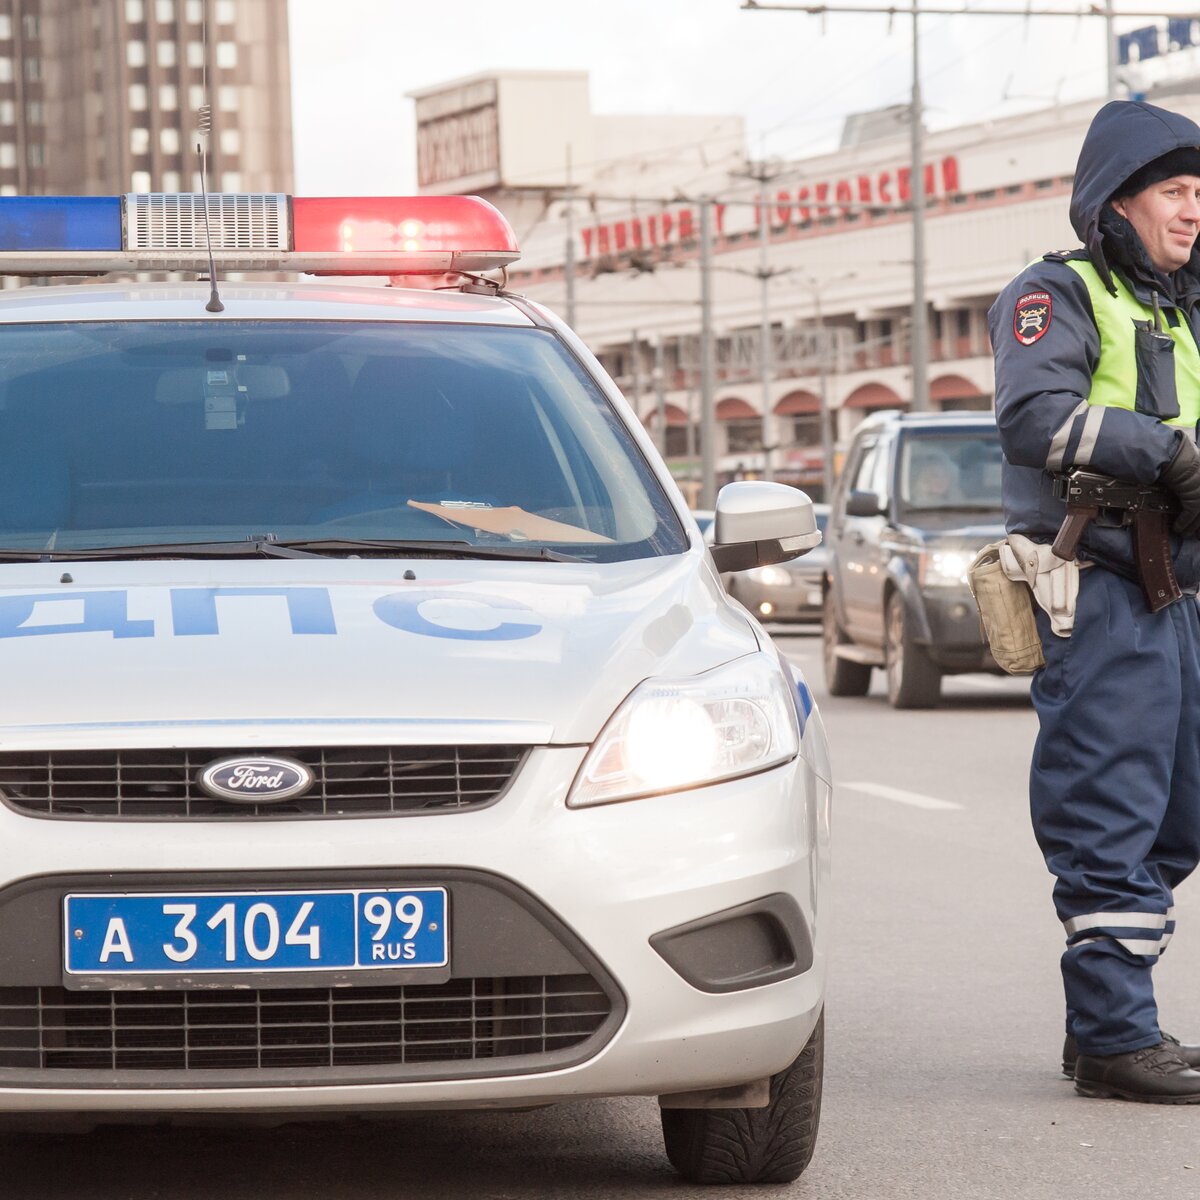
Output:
[988, 100, 1200, 588]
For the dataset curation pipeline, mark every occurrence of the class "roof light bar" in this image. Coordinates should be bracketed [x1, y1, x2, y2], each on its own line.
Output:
[0, 194, 520, 276]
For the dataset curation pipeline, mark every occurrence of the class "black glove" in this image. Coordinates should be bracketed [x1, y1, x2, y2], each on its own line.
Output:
[1161, 435, 1200, 537]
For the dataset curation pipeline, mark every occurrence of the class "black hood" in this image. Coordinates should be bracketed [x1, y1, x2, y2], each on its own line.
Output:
[1071, 100, 1200, 292]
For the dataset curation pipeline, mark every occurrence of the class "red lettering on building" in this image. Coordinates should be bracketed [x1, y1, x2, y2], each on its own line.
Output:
[678, 208, 694, 241]
[796, 185, 811, 224]
[942, 155, 959, 193]
[858, 175, 872, 203]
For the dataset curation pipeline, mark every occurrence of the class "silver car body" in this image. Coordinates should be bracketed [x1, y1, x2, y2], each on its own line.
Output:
[0, 279, 831, 1116]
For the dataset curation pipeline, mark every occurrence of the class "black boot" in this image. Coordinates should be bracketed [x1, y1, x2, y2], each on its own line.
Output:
[1074, 1041, 1200, 1103]
[1062, 1031, 1200, 1077]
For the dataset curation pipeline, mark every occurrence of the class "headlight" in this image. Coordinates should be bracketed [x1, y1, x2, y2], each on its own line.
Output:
[748, 565, 792, 587]
[568, 652, 800, 807]
[919, 549, 971, 587]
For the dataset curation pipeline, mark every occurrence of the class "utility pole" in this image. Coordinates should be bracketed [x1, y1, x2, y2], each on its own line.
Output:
[909, 0, 929, 411]
[758, 189, 775, 479]
[564, 146, 577, 329]
[812, 288, 835, 500]
[654, 335, 667, 456]
[699, 198, 717, 509]
[1105, 0, 1119, 100]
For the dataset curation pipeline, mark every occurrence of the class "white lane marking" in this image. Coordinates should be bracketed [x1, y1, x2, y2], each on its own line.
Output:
[844, 781, 963, 811]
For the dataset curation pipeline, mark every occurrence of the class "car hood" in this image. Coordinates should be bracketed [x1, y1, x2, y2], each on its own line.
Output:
[0, 555, 757, 749]
[898, 518, 1006, 547]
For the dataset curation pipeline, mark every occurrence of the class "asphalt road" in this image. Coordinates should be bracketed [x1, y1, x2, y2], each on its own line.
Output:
[4, 629, 1200, 1199]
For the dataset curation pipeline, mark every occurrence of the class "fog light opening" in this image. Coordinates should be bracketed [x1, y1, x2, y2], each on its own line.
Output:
[758, 601, 774, 617]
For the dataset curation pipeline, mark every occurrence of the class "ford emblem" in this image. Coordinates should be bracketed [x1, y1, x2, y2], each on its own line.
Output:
[198, 756, 314, 804]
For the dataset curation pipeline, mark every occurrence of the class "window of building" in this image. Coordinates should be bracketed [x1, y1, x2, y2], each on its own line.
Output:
[956, 309, 971, 337]
[0, 16, 11, 40]
[791, 414, 822, 449]
[220, 171, 241, 191]
[127, 41, 146, 67]
[162, 169, 181, 191]
[218, 85, 237, 111]
[129, 83, 148, 109]
[27, 143, 44, 168]
[217, 0, 236, 22]
[157, 40, 176, 67]
[0, 58, 12, 83]
[156, 0, 176, 21]
[187, 40, 204, 67]
[23, 57, 40, 82]
[725, 421, 764, 454]
[0, 185, 16, 198]
[131, 170, 152, 193]
[216, 41, 237, 69]
[188, 83, 204, 111]
[0, 101, 13, 126]
[130, 127, 150, 155]
[665, 426, 690, 457]
[186, 0, 204, 22]
[22, 14, 40, 39]
[126, 0, 145, 23]
[220, 128, 239, 155]
[0, 145, 16, 169]
[160, 127, 180, 154]
[159, 83, 178, 109]
[24, 100, 42, 124]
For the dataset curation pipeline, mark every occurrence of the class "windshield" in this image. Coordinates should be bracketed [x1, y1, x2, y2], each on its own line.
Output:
[0, 320, 686, 562]
[897, 432, 1003, 515]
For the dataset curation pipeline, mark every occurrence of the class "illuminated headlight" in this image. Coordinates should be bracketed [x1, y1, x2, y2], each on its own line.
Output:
[919, 549, 971, 587]
[748, 565, 792, 587]
[568, 652, 800, 807]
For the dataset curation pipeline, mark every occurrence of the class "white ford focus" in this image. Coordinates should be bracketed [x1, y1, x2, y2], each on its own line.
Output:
[0, 193, 831, 1185]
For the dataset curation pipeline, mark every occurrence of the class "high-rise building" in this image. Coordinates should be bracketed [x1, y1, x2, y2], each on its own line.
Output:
[0, 0, 291, 198]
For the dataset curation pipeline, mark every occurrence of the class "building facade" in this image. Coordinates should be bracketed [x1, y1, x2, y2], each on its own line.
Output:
[0, 0, 291, 200]
[413, 69, 1200, 501]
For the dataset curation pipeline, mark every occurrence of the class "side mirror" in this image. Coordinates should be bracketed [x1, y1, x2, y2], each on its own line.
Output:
[709, 481, 821, 574]
[845, 489, 885, 518]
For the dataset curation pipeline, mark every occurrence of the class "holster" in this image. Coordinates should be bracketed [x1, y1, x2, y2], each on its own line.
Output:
[967, 541, 1045, 676]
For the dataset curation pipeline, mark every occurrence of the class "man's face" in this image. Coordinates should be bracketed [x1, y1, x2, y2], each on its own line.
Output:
[1112, 174, 1200, 273]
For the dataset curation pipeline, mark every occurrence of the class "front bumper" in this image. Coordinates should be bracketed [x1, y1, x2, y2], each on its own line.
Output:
[0, 744, 830, 1113]
[919, 588, 997, 669]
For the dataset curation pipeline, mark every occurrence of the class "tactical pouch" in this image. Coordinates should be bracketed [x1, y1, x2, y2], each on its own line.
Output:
[966, 540, 1045, 676]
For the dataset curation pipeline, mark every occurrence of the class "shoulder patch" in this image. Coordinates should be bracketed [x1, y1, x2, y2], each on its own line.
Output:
[1014, 291, 1052, 345]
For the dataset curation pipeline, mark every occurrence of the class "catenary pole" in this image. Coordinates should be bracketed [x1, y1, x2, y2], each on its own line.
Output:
[564, 146, 577, 328]
[759, 190, 775, 479]
[909, 0, 929, 411]
[700, 198, 717, 509]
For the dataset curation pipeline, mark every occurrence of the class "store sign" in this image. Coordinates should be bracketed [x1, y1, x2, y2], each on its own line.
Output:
[1118, 19, 1200, 65]
[578, 155, 960, 260]
[415, 79, 501, 189]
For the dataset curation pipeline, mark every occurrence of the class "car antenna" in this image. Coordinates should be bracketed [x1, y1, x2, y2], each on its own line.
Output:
[194, 10, 223, 313]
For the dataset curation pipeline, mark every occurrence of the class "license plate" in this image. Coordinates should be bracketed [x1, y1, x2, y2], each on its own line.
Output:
[64, 888, 448, 976]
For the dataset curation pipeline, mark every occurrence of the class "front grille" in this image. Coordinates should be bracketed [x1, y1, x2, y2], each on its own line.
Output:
[0, 976, 611, 1075]
[0, 746, 526, 819]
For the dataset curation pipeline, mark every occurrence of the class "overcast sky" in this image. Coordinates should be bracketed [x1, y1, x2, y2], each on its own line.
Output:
[287, 1, 1192, 196]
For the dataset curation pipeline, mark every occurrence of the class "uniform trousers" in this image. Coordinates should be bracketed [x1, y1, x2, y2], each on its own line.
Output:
[1030, 566, 1200, 1057]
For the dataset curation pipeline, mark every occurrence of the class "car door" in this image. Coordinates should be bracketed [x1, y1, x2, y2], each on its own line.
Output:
[831, 433, 891, 642]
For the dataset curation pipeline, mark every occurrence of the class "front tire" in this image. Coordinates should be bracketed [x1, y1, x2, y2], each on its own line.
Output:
[823, 590, 871, 696]
[661, 1011, 824, 1185]
[885, 591, 941, 709]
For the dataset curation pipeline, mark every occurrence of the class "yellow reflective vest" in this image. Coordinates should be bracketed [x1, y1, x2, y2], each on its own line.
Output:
[1065, 258, 1200, 429]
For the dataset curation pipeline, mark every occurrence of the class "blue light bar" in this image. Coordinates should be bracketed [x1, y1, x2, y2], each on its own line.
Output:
[0, 197, 121, 250]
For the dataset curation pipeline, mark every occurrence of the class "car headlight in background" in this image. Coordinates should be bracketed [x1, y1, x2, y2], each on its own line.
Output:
[568, 652, 800, 807]
[919, 549, 971, 587]
[747, 565, 792, 587]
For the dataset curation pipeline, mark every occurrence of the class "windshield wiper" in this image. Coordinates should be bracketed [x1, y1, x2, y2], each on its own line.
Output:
[264, 538, 583, 562]
[0, 537, 583, 564]
[0, 538, 328, 562]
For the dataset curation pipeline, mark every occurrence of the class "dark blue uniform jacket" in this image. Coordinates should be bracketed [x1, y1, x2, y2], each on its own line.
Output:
[987, 100, 1200, 588]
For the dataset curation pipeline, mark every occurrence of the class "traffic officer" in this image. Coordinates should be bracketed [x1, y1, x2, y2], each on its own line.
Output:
[989, 99, 1200, 1103]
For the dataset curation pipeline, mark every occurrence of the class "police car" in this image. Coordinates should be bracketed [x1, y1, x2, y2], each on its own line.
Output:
[0, 193, 830, 1185]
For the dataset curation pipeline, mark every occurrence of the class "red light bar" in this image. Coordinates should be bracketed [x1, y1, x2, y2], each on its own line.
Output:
[292, 196, 519, 275]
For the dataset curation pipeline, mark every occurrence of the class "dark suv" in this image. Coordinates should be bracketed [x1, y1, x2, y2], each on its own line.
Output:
[822, 410, 1006, 708]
